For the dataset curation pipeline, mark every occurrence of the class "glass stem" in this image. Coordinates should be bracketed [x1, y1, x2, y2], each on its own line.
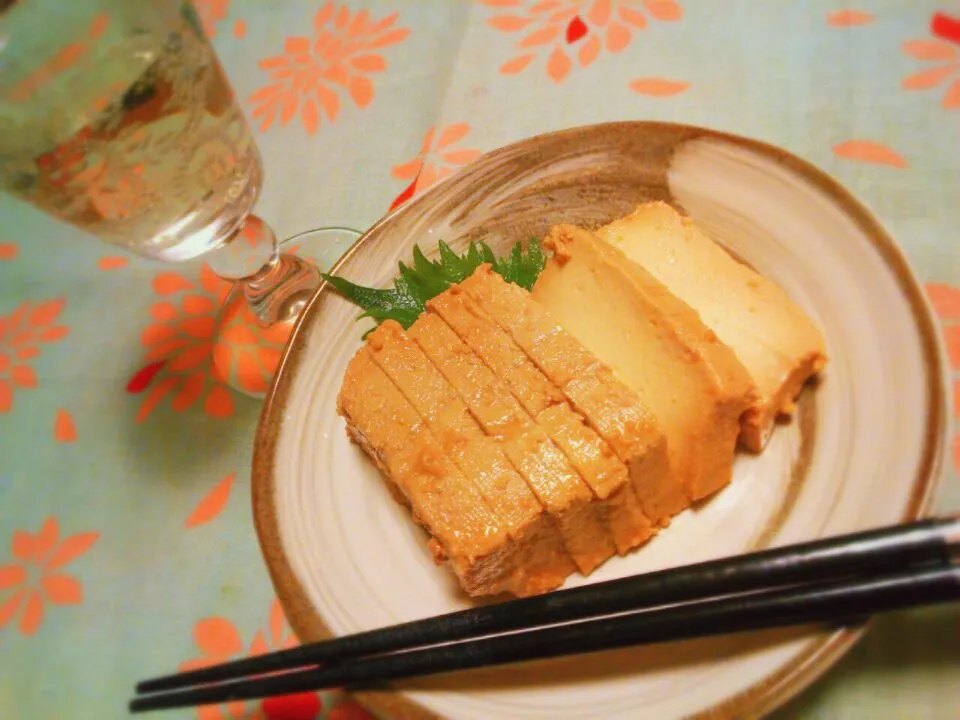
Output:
[206, 213, 321, 326]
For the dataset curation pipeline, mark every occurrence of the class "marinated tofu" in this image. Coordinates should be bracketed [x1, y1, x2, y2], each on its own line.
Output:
[459, 265, 684, 524]
[334, 199, 829, 597]
[337, 351, 528, 597]
[596, 202, 827, 451]
[366, 321, 576, 593]
[428, 290, 655, 554]
[533, 225, 755, 501]
[409, 312, 617, 575]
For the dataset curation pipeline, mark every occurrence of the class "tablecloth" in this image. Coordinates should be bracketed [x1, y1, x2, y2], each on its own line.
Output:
[1, 1, 959, 718]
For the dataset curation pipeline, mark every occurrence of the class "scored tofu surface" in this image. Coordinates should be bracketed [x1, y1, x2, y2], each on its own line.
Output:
[334, 202, 830, 596]
[428, 290, 654, 554]
[337, 350, 525, 597]
[596, 202, 827, 451]
[459, 265, 685, 524]
[409, 312, 617, 575]
[533, 225, 754, 501]
[365, 321, 576, 593]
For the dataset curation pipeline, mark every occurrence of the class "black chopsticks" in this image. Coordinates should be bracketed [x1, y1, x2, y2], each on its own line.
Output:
[130, 516, 960, 714]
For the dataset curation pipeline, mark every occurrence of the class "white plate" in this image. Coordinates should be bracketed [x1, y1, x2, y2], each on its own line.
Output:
[253, 123, 947, 719]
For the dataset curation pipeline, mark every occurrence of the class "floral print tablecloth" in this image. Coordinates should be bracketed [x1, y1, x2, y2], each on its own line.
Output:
[1, 1, 959, 718]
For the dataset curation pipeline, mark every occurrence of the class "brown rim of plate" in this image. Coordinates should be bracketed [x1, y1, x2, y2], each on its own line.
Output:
[251, 121, 946, 720]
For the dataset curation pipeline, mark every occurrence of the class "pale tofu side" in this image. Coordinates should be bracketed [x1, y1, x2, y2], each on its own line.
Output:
[534, 224, 750, 501]
[337, 350, 525, 598]
[459, 265, 687, 524]
[596, 202, 827, 451]
[408, 312, 618, 575]
[428, 290, 655, 554]
[365, 321, 576, 594]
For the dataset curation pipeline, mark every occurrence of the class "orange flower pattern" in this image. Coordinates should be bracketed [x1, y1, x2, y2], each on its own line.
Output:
[27, 118, 158, 227]
[210, 287, 293, 398]
[832, 139, 909, 168]
[53, 409, 77, 443]
[97, 255, 129, 271]
[178, 599, 331, 720]
[7, 13, 110, 103]
[927, 283, 960, 474]
[481, 0, 683, 83]
[0, 298, 70, 413]
[0, 517, 99, 636]
[81, 159, 151, 222]
[184, 472, 236, 529]
[248, 3, 411, 134]
[389, 123, 483, 209]
[826, 9, 874, 27]
[128, 262, 292, 421]
[901, 12, 960, 110]
[128, 264, 235, 423]
[194, 0, 231, 38]
[629, 77, 691, 96]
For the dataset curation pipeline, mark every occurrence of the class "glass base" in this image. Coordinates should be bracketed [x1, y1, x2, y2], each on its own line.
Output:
[212, 227, 362, 398]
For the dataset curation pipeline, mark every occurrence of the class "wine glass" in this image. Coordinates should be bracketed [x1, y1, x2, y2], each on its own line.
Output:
[0, 0, 361, 396]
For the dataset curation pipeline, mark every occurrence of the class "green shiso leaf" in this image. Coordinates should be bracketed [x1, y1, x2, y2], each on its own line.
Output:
[322, 238, 546, 334]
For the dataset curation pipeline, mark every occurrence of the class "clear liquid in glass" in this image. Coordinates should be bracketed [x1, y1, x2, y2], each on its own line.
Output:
[0, 1, 261, 261]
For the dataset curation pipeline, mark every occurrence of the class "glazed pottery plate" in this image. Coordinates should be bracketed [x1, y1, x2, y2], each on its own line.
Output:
[252, 122, 947, 719]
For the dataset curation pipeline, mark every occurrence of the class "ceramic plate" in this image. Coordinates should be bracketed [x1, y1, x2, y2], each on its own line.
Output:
[252, 122, 947, 719]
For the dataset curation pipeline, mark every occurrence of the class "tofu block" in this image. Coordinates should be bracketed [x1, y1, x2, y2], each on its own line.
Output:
[533, 224, 754, 501]
[460, 265, 684, 524]
[409, 312, 617, 575]
[596, 202, 827, 451]
[428, 290, 655, 554]
[337, 351, 527, 597]
[366, 321, 576, 594]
